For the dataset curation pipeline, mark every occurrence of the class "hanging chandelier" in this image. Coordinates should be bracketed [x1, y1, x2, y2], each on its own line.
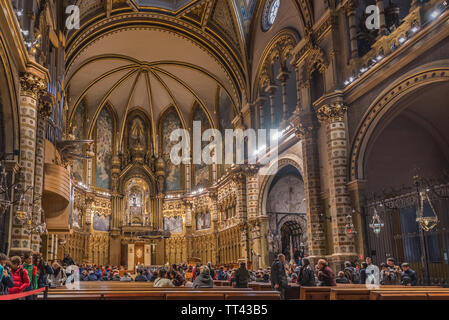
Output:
[369, 207, 385, 235]
[416, 190, 439, 232]
[414, 174, 439, 232]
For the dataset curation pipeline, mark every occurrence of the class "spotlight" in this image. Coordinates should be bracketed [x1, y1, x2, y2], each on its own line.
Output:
[431, 10, 440, 19]
[398, 37, 406, 44]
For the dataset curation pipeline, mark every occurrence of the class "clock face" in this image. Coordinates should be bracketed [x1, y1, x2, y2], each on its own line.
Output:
[268, 0, 280, 25]
[262, 0, 280, 31]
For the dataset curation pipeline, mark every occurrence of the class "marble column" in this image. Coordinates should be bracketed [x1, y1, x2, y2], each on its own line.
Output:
[10, 72, 46, 256]
[316, 103, 357, 268]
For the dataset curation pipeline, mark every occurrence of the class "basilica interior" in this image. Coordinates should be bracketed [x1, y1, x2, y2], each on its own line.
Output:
[0, 0, 449, 285]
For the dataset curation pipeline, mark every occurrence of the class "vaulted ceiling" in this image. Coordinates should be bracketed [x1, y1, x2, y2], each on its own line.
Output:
[66, 0, 316, 139]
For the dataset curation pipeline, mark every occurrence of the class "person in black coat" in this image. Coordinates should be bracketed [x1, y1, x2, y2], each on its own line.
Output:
[234, 262, 249, 288]
[34, 255, 54, 288]
[401, 263, 418, 286]
[298, 257, 316, 286]
[271, 254, 288, 300]
[360, 262, 368, 284]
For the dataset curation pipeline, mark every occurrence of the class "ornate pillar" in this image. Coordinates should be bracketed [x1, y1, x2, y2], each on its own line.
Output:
[264, 85, 278, 128]
[348, 179, 368, 258]
[256, 96, 267, 129]
[184, 200, 193, 260]
[345, 1, 359, 62]
[291, 110, 327, 263]
[31, 93, 53, 253]
[316, 103, 357, 268]
[10, 72, 47, 256]
[232, 171, 247, 223]
[109, 155, 122, 264]
[259, 216, 270, 268]
[277, 71, 290, 128]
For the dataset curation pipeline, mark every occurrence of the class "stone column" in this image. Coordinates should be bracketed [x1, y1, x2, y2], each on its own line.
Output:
[345, 1, 359, 62]
[348, 179, 368, 258]
[259, 216, 270, 268]
[264, 85, 278, 128]
[256, 96, 267, 129]
[291, 111, 327, 263]
[316, 103, 357, 268]
[31, 94, 53, 252]
[277, 71, 290, 128]
[10, 72, 46, 256]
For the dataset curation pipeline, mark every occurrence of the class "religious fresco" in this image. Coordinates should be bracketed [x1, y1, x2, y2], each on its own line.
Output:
[71, 207, 83, 229]
[72, 100, 85, 182]
[95, 108, 113, 190]
[93, 214, 111, 232]
[162, 111, 182, 191]
[196, 212, 211, 230]
[267, 174, 306, 214]
[164, 216, 183, 233]
[193, 106, 210, 189]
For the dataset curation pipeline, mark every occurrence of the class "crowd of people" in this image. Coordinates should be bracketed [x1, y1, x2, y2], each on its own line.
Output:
[1, 251, 418, 300]
[270, 254, 418, 299]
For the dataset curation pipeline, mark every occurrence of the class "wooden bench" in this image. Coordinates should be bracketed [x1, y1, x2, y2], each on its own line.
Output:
[43, 290, 280, 301]
[370, 289, 449, 300]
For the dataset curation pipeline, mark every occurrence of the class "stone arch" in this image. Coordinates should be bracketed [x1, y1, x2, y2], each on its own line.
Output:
[0, 34, 19, 155]
[350, 60, 449, 181]
[253, 28, 300, 100]
[258, 155, 304, 217]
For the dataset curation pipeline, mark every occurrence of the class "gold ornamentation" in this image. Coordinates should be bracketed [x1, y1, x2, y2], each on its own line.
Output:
[316, 103, 348, 123]
[19, 73, 47, 99]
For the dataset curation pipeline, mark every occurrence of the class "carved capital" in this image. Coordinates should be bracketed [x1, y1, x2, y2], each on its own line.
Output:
[316, 103, 348, 123]
[38, 92, 55, 118]
[20, 72, 47, 99]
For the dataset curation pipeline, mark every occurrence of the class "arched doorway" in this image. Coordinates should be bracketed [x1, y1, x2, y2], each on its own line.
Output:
[265, 164, 307, 264]
[280, 220, 305, 264]
[357, 78, 449, 285]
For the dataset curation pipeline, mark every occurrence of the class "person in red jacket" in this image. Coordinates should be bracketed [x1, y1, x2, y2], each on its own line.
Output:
[8, 256, 30, 296]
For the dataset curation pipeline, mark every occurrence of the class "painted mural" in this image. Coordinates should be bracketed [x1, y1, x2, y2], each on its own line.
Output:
[162, 111, 182, 191]
[72, 100, 85, 182]
[93, 214, 111, 232]
[96, 108, 113, 190]
[71, 207, 83, 229]
[164, 216, 183, 233]
[193, 106, 210, 189]
[196, 212, 211, 230]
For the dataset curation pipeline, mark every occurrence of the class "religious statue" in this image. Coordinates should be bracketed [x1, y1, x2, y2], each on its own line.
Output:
[130, 117, 146, 149]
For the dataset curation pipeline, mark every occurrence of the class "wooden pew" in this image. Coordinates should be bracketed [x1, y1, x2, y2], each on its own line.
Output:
[299, 287, 332, 300]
